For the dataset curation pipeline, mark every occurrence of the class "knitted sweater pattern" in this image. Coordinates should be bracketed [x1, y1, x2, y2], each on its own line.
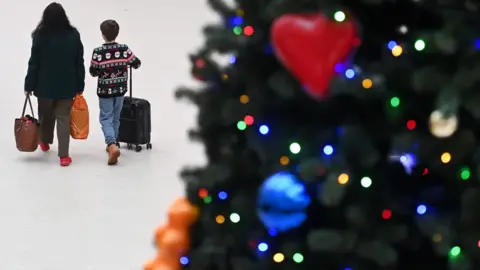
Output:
[89, 43, 141, 98]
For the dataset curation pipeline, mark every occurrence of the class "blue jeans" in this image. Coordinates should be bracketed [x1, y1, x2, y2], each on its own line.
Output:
[99, 96, 124, 145]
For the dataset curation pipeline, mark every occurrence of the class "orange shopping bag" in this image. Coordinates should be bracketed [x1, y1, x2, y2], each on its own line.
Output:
[70, 94, 89, 139]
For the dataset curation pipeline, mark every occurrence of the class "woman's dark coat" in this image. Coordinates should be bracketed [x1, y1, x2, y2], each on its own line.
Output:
[25, 29, 85, 99]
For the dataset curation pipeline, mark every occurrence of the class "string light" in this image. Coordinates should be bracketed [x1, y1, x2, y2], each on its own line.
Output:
[230, 213, 240, 223]
[398, 25, 408, 34]
[416, 204, 427, 215]
[387, 41, 397, 50]
[289, 143, 301, 154]
[273, 253, 285, 263]
[450, 246, 461, 257]
[258, 243, 268, 252]
[392, 45, 403, 56]
[240, 95, 249, 104]
[233, 26, 242, 35]
[198, 188, 208, 197]
[280, 156, 289, 165]
[323, 145, 334, 155]
[360, 177, 372, 187]
[236, 9, 244, 16]
[460, 167, 470, 180]
[406, 120, 416, 130]
[230, 16, 243, 26]
[345, 69, 355, 79]
[180, 256, 189, 265]
[390, 97, 400, 107]
[335, 63, 345, 73]
[244, 115, 254, 125]
[338, 173, 349, 184]
[244, 26, 254, 36]
[382, 209, 392, 219]
[441, 152, 451, 163]
[216, 215, 225, 224]
[222, 74, 228, 80]
[292, 253, 304, 263]
[237, 121, 247, 130]
[203, 195, 212, 204]
[399, 153, 416, 174]
[259, 125, 269, 135]
[362, 78, 373, 89]
[334, 11, 346, 22]
[218, 191, 228, 200]
[414, 39, 425, 51]
[229, 56, 236, 64]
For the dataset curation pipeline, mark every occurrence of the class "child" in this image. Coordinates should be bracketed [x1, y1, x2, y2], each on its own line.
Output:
[89, 19, 141, 165]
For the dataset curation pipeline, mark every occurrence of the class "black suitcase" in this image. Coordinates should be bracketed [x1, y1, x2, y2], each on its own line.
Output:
[118, 67, 152, 152]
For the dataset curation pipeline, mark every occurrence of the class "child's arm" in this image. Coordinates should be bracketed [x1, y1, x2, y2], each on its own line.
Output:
[126, 46, 141, 69]
[89, 49, 100, 77]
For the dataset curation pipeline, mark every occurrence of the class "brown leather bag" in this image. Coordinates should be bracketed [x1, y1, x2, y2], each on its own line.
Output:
[14, 96, 39, 152]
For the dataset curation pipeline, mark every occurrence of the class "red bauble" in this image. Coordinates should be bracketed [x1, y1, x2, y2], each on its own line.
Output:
[271, 13, 359, 98]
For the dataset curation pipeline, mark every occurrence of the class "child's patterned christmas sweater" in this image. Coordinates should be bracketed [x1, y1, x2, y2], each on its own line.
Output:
[89, 42, 141, 98]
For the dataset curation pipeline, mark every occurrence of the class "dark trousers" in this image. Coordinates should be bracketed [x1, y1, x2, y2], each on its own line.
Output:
[37, 98, 73, 157]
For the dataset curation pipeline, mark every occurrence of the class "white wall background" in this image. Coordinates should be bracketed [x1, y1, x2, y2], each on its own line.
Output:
[0, 0, 218, 269]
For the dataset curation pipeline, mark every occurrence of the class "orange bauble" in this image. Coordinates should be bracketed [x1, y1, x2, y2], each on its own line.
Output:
[156, 249, 179, 264]
[144, 258, 158, 270]
[143, 257, 179, 270]
[153, 262, 180, 270]
[156, 226, 190, 252]
[154, 224, 168, 246]
[167, 197, 199, 228]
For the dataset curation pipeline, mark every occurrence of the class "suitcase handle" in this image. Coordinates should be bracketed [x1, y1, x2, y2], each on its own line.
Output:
[129, 66, 133, 99]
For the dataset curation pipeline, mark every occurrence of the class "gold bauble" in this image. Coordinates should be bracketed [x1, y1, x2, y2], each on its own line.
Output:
[429, 110, 458, 138]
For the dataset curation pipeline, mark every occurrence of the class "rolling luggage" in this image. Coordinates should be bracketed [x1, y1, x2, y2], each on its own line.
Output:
[118, 67, 152, 152]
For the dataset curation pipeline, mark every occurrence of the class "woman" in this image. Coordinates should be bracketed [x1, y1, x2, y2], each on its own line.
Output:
[24, 2, 85, 166]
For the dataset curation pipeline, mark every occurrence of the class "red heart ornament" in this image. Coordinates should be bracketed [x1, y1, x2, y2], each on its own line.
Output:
[271, 14, 358, 98]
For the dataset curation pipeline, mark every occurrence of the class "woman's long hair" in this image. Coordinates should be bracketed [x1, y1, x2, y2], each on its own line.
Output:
[32, 2, 74, 37]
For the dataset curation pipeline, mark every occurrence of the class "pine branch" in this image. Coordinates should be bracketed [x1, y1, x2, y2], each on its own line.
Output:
[207, 0, 234, 16]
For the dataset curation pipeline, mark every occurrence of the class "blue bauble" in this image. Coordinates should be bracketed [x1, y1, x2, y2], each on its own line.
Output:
[257, 172, 311, 232]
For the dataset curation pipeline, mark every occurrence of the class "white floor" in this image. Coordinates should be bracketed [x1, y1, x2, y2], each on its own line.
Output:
[0, 1, 212, 269]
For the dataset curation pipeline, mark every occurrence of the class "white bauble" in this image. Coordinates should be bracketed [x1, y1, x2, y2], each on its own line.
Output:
[429, 110, 458, 138]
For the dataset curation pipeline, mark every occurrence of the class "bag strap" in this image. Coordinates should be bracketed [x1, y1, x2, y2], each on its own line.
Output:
[21, 95, 35, 118]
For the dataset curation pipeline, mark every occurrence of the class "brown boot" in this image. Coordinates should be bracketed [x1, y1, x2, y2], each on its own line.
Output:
[106, 143, 120, 152]
[107, 144, 120, 165]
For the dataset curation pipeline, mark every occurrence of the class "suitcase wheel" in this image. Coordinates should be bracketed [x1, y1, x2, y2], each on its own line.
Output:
[127, 143, 133, 150]
[135, 145, 142, 152]
[146, 143, 152, 150]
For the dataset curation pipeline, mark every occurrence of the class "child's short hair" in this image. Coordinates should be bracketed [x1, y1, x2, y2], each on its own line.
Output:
[100, 20, 119, 41]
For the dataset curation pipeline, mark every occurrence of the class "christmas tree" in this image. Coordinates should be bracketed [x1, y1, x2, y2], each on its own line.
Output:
[146, 0, 480, 269]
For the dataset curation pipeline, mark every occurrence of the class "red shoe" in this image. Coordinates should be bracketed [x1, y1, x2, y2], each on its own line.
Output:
[39, 141, 50, 152]
[60, 157, 72, 166]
